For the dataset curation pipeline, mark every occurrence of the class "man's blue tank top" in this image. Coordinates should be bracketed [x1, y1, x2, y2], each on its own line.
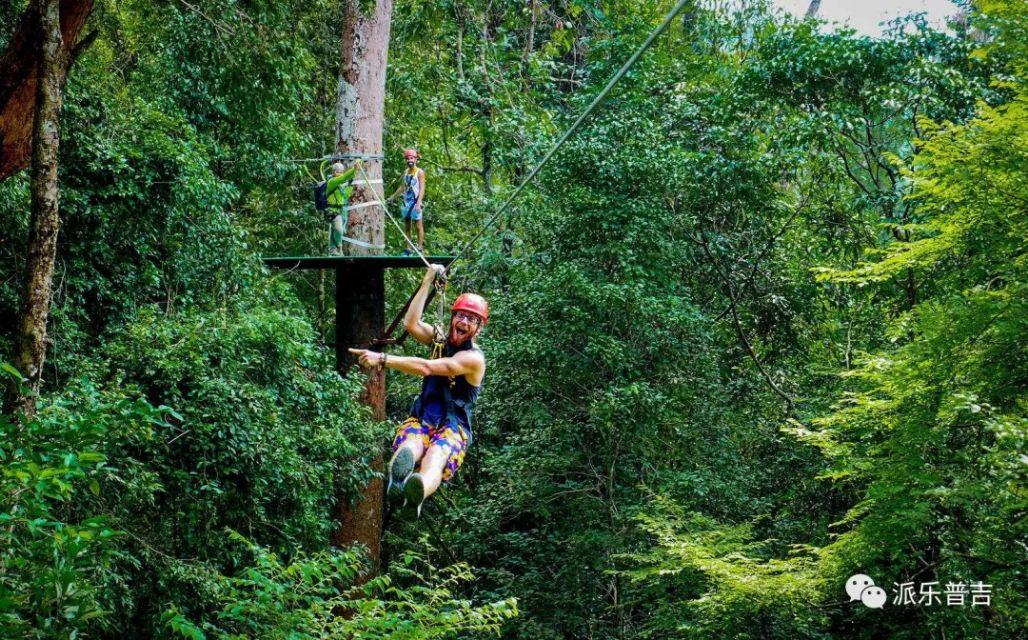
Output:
[408, 340, 482, 443]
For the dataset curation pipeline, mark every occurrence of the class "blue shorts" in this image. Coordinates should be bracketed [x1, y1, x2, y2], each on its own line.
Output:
[402, 202, 422, 221]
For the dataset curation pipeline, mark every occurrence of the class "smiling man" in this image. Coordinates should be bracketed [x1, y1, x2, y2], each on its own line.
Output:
[349, 264, 487, 516]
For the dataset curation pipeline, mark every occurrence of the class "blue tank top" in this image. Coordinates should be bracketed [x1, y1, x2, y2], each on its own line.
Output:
[408, 340, 482, 443]
[402, 169, 421, 210]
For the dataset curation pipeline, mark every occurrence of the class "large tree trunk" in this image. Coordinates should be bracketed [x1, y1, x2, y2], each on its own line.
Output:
[332, 0, 392, 574]
[0, 0, 93, 182]
[5, 0, 69, 417]
[336, 0, 391, 257]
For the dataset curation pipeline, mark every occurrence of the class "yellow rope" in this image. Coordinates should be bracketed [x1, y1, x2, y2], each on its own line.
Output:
[430, 278, 448, 359]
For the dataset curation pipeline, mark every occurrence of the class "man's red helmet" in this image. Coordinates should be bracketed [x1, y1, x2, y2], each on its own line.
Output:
[403, 148, 419, 159]
[451, 293, 489, 325]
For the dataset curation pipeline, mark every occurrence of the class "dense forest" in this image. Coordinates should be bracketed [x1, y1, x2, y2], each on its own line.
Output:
[1, 0, 1025, 638]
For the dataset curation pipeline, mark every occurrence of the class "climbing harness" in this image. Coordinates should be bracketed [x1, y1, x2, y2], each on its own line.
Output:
[430, 277, 448, 360]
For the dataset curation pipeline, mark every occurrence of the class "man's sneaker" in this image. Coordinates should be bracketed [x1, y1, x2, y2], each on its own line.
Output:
[387, 448, 414, 507]
[403, 473, 427, 518]
[400, 248, 412, 257]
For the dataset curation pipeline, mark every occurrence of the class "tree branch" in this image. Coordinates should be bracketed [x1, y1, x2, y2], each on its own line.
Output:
[696, 231, 797, 409]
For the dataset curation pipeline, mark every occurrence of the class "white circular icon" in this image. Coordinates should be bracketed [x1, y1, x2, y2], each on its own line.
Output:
[860, 585, 887, 609]
[846, 574, 875, 601]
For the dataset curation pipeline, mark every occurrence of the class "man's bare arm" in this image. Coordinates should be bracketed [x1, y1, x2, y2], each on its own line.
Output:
[416, 169, 426, 210]
[349, 348, 485, 385]
[404, 264, 444, 345]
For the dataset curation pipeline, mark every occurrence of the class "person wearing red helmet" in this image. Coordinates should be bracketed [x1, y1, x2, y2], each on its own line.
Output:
[349, 264, 487, 515]
[387, 148, 427, 254]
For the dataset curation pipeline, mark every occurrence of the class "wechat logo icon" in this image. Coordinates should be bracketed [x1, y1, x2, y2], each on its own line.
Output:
[847, 574, 886, 609]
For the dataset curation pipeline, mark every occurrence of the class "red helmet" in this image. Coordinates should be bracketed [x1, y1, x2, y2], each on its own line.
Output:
[451, 293, 489, 324]
[403, 148, 419, 159]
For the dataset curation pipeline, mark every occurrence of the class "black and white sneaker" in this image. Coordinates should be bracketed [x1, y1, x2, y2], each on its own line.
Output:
[403, 473, 427, 518]
[387, 448, 415, 507]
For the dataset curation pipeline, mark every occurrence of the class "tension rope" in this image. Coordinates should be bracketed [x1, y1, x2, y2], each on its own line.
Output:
[344, 162, 450, 352]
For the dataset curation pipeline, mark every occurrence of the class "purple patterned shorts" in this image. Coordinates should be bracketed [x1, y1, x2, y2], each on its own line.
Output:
[392, 416, 468, 481]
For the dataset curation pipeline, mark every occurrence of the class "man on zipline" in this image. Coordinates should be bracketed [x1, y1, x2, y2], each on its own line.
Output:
[387, 148, 426, 255]
[321, 159, 361, 255]
[349, 264, 487, 516]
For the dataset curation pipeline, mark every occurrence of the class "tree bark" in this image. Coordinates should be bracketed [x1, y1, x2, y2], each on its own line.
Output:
[5, 0, 68, 417]
[522, 0, 536, 73]
[336, 0, 392, 257]
[0, 0, 93, 182]
[805, 0, 822, 18]
[332, 0, 392, 575]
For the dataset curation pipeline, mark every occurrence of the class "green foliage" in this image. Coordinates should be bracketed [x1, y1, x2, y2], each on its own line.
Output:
[623, 499, 828, 639]
[609, 3, 1028, 639]
[388, 2, 1024, 639]
[163, 535, 517, 639]
[2, 0, 1025, 637]
[0, 365, 168, 637]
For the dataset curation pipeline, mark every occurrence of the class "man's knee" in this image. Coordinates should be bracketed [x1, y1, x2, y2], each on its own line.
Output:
[399, 437, 426, 458]
[421, 444, 450, 471]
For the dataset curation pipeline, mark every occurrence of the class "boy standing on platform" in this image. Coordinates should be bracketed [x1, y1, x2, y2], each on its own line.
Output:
[389, 149, 426, 254]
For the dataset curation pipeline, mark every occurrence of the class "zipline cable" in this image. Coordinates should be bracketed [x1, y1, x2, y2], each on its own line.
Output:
[446, 0, 693, 273]
[351, 163, 450, 346]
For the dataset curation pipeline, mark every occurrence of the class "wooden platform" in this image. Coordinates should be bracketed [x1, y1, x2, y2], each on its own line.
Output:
[261, 254, 456, 373]
[262, 255, 455, 270]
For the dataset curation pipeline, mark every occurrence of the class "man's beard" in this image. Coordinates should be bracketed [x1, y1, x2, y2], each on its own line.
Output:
[448, 324, 473, 345]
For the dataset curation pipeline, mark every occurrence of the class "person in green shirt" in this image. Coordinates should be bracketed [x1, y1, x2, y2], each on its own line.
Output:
[321, 159, 362, 255]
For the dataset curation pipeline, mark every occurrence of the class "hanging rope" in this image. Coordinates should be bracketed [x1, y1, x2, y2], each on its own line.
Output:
[430, 278, 448, 360]
[445, 0, 693, 277]
[355, 162, 432, 268]
[281, 152, 387, 164]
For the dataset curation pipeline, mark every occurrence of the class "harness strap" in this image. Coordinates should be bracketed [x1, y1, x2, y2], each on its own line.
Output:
[430, 278, 448, 360]
[336, 235, 386, 250]
[343, 201, 379, 212]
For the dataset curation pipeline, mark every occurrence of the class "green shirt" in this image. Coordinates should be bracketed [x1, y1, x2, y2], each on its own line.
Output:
[321, 162, 358, 209]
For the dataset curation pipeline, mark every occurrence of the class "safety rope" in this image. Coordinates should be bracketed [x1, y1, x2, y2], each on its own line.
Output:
[353, 159, 449, 351]
[430, 278, 448, 360]
[355, 163, 432, 268]
[445, 0, 693, 276]
[283, 152, 387, 164]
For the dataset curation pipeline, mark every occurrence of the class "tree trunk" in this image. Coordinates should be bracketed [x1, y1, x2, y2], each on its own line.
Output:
[0, 0, 92, 182]
[5, 0, 68, 417]
[336, 0, 392, 257]
[805, 0, 822, 18]
[332, 0, 392, 574]
[522, 0, 536, 74]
